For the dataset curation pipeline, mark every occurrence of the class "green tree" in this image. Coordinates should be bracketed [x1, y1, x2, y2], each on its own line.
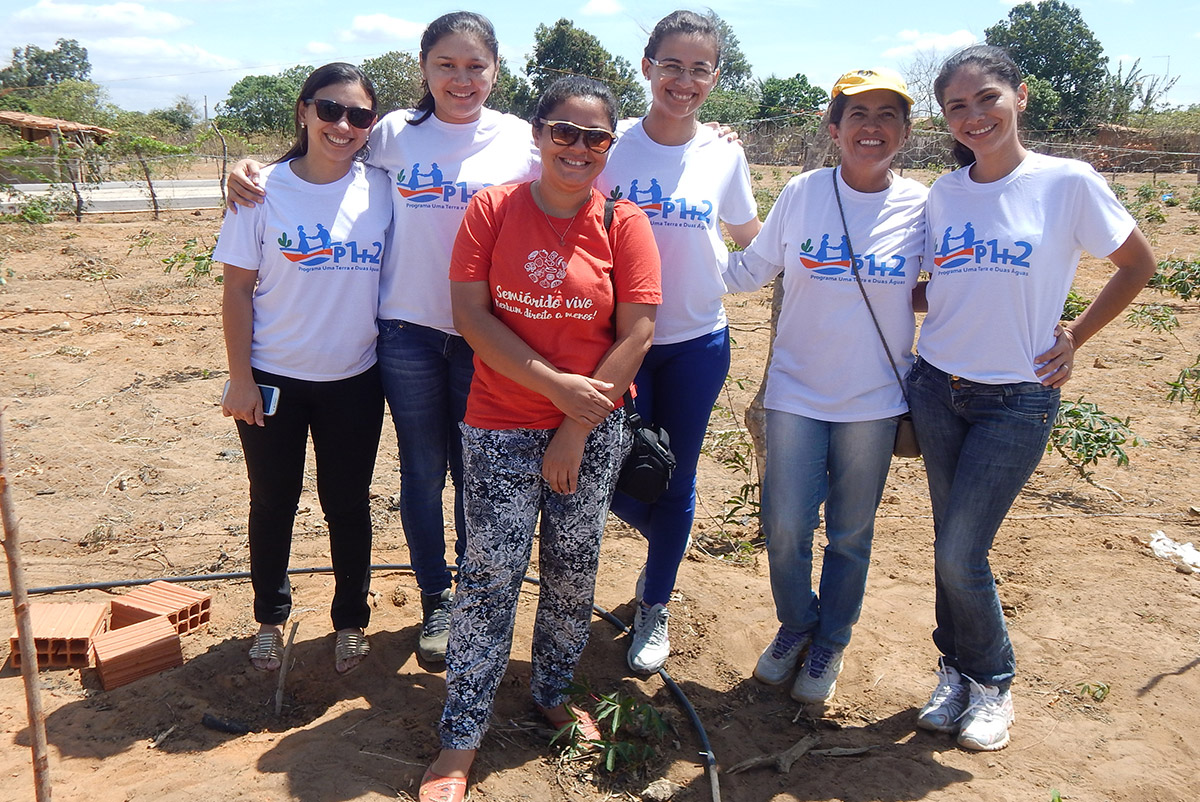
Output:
[0, 38, 90, 89]
[757, 74, 827, 120]
[698, 12, 756, 124]
[30, 79, 118, 126]
[984, 0, 1108, 128]
[216, 67, 308, 134]
[361, 51, 424, 115]
[698, 87, 760, 125]
[524, 19, 645, 118]
[488, 58, 530, 119]
[1022, 74, 1061, 133]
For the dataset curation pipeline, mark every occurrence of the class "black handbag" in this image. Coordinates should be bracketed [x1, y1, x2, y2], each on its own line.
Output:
[600, 194, 678, 501]
[616, 390, 677, 503]
[831, 170, 921, 458]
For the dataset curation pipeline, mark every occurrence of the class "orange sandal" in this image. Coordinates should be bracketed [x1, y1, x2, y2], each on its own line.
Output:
[539, 703, 602, 742]
[419, 768, 468, 802]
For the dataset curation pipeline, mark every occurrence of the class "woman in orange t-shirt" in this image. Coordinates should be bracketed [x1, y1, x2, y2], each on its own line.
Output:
[417, 75, 660, 802]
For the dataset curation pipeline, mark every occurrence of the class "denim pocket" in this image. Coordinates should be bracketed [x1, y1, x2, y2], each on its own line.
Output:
[376, 318, 402, 340]
[999, 387, 1060, 420]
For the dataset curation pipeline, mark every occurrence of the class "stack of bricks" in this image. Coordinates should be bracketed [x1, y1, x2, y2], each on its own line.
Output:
[94, 582, 210, 689]
[9, 582, 211, 690]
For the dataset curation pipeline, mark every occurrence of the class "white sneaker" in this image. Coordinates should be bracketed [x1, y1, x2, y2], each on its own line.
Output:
[956, 679, 1015, 751]
[627, 603, 670, 673]
[753, 626, 811, 686]
[790, 644, 844, 704]
[916, 664, 969, 733]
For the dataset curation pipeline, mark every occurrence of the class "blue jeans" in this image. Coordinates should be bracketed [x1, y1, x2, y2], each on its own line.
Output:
[609, 328, 730, 606]
[376, 319, 474, 596]
[761, 409, 897, 651]
[907, 357, 1060, 690]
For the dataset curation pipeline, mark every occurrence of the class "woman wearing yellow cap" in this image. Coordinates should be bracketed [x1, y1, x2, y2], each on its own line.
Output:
[723, 68, 925, 704]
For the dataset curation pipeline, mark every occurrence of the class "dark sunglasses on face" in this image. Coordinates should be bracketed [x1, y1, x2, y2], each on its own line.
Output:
[538, 119, 617, 153]
[304, 98, 376, 129]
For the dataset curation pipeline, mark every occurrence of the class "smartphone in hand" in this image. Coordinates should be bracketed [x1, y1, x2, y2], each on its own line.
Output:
[222, 380, 280, 416]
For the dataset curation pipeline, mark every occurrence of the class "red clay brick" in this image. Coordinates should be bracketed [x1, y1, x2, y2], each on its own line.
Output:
[110, 581, 211, 635]
[92, 616, 183, 690]
[10, 602, 110, 669]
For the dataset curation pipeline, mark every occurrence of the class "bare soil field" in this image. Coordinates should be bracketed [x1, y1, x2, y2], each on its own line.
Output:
[1, 171, 1199, 802]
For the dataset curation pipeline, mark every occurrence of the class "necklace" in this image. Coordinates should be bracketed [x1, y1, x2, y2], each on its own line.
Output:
[532, 181, 585, 246]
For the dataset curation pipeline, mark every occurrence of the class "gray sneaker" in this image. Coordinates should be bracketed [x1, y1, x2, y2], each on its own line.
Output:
[753, 626, 811, 686]
[627, 603, 670, 673]
[956, 680, 1015, 751]
[418, 588, 454, 662]
[790, 643, 844, 704]
[916, 664, 969, 733]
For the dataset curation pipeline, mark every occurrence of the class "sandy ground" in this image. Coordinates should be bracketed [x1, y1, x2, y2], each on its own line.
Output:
[1, 172, 1199, 802]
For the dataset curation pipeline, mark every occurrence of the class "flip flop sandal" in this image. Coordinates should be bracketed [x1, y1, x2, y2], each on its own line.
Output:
[539, 704, 602, 743]
[248, 630, 284, 672]
[419, 768, 468, 802]
[334, 629, 370, 675]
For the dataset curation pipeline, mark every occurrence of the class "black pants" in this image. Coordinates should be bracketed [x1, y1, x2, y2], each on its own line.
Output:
[236, 365, 384, 631]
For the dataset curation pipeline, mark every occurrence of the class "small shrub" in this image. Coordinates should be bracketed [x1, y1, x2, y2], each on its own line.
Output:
[1166, 355, 1200, 410]
[1149, 259, 1200, 301]
[1048, 398, 1141, 483]
[1061, 288, 1090, 321]
[1187, 187, 1200, 214]
[1126, 303, 1178, 334]
[560, 680, 668, 772]
[162, 236, 220, 285]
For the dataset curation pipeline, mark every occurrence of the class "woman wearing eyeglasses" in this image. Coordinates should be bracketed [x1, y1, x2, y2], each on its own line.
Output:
[596, 10, 760, 674]
[418, 75, 660, 802]
[227, 12, 539, 666]
[216, 63, 391, 675]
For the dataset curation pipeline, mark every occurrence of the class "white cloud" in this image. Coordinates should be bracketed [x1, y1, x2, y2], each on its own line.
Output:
[581, 0, 624, 15]
[306, 41, 336, 55]
[881, 29, 978, 60]
[87, 36, 238, 76]
[13, 0, 191, 35]
[338, 14, 425, 45]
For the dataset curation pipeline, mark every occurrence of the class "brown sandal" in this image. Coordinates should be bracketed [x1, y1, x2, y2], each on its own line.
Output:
[335, 628, 370, 675]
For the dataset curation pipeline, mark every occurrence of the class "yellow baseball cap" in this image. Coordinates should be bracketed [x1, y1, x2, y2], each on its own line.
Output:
[830, 68, 914, 105]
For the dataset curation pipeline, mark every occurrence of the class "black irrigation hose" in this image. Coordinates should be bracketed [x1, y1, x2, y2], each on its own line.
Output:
[2, 565, 722, 802]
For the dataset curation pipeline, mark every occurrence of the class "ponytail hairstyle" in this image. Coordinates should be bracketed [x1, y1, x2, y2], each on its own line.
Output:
[275, 62, 377, 165]
[411, 11, 499, 125]
[643, 9, 722, 68]
[934, 44, 1023, 168]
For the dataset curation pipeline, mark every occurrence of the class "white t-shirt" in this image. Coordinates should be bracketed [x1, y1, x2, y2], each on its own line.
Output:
[597, 120, 757, 344]
[919, 152, 1136, 383]
[214, 160, 392, 381]
[368, 107, 540, 332]
[724, 167, 927, 422]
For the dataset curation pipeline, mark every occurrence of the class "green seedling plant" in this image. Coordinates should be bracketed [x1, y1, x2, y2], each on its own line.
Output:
[1148, 258, 1200, 301]
[1166, 355, 1200, 410]
[1075, 680, 1110, 702]
[1061, 288, 1090, 321]
[162, 236, 220, 285]
[1125, 303, 1179, 335]
[559, 680, 668, 773]
[1047, 398, 1141, 487]
[1187, 187, 1200, 214]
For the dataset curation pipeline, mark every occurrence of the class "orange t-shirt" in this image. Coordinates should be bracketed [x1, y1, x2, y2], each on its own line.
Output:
[450, 182, 662, 430]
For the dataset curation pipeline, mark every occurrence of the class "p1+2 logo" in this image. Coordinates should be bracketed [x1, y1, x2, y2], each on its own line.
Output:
[797, 234, 906, 277]
[622, 179, 713, 227]
[277, 224, 382, 267]
[934, 223, 1032, 270]
[395, 163, 481, 205]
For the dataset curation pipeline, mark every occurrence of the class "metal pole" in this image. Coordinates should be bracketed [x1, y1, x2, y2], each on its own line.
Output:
[0, 409, 52, 801]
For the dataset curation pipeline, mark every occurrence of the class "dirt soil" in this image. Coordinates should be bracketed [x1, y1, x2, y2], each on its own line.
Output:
[1, 172, 1199, 802]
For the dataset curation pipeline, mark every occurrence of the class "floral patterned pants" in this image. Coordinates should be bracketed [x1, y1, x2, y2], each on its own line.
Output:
[439, 411, 629, 750]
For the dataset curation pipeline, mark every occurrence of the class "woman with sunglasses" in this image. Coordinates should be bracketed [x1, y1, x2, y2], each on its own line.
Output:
[418, 75, 660, 802]
[595, 10, 760, 674]
[227, 12, 539, 665]
[215, 63, 390, 675]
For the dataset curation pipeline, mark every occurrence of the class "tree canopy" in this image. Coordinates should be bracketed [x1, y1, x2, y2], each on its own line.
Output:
[216, 68, 308, 135]
[757, 74, 828, 120]
[360, 51, 424, 115]
[984, 0, 1107, 128]
[523, 19, 646, 119]
[0, 39, 90, 90]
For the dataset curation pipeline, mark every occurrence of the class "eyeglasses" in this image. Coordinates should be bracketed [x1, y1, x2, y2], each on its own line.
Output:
[646, 57, 715, 82]
[303, 98, 376, 129]
[537, 119, 617, 153]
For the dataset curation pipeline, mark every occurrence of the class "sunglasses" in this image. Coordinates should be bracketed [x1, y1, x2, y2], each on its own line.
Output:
[304, 98, 376, 129]
[538, 119, 617, 153]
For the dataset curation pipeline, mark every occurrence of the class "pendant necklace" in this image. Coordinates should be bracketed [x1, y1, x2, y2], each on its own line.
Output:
[533, 181, 583, 246]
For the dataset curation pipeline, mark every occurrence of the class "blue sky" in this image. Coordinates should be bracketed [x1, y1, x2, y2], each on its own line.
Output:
[2, 0, 1197, 117]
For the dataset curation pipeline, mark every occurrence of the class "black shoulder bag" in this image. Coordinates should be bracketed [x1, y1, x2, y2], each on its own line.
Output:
[831, 170, 921, 458]
[602, 195, 677, 502]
